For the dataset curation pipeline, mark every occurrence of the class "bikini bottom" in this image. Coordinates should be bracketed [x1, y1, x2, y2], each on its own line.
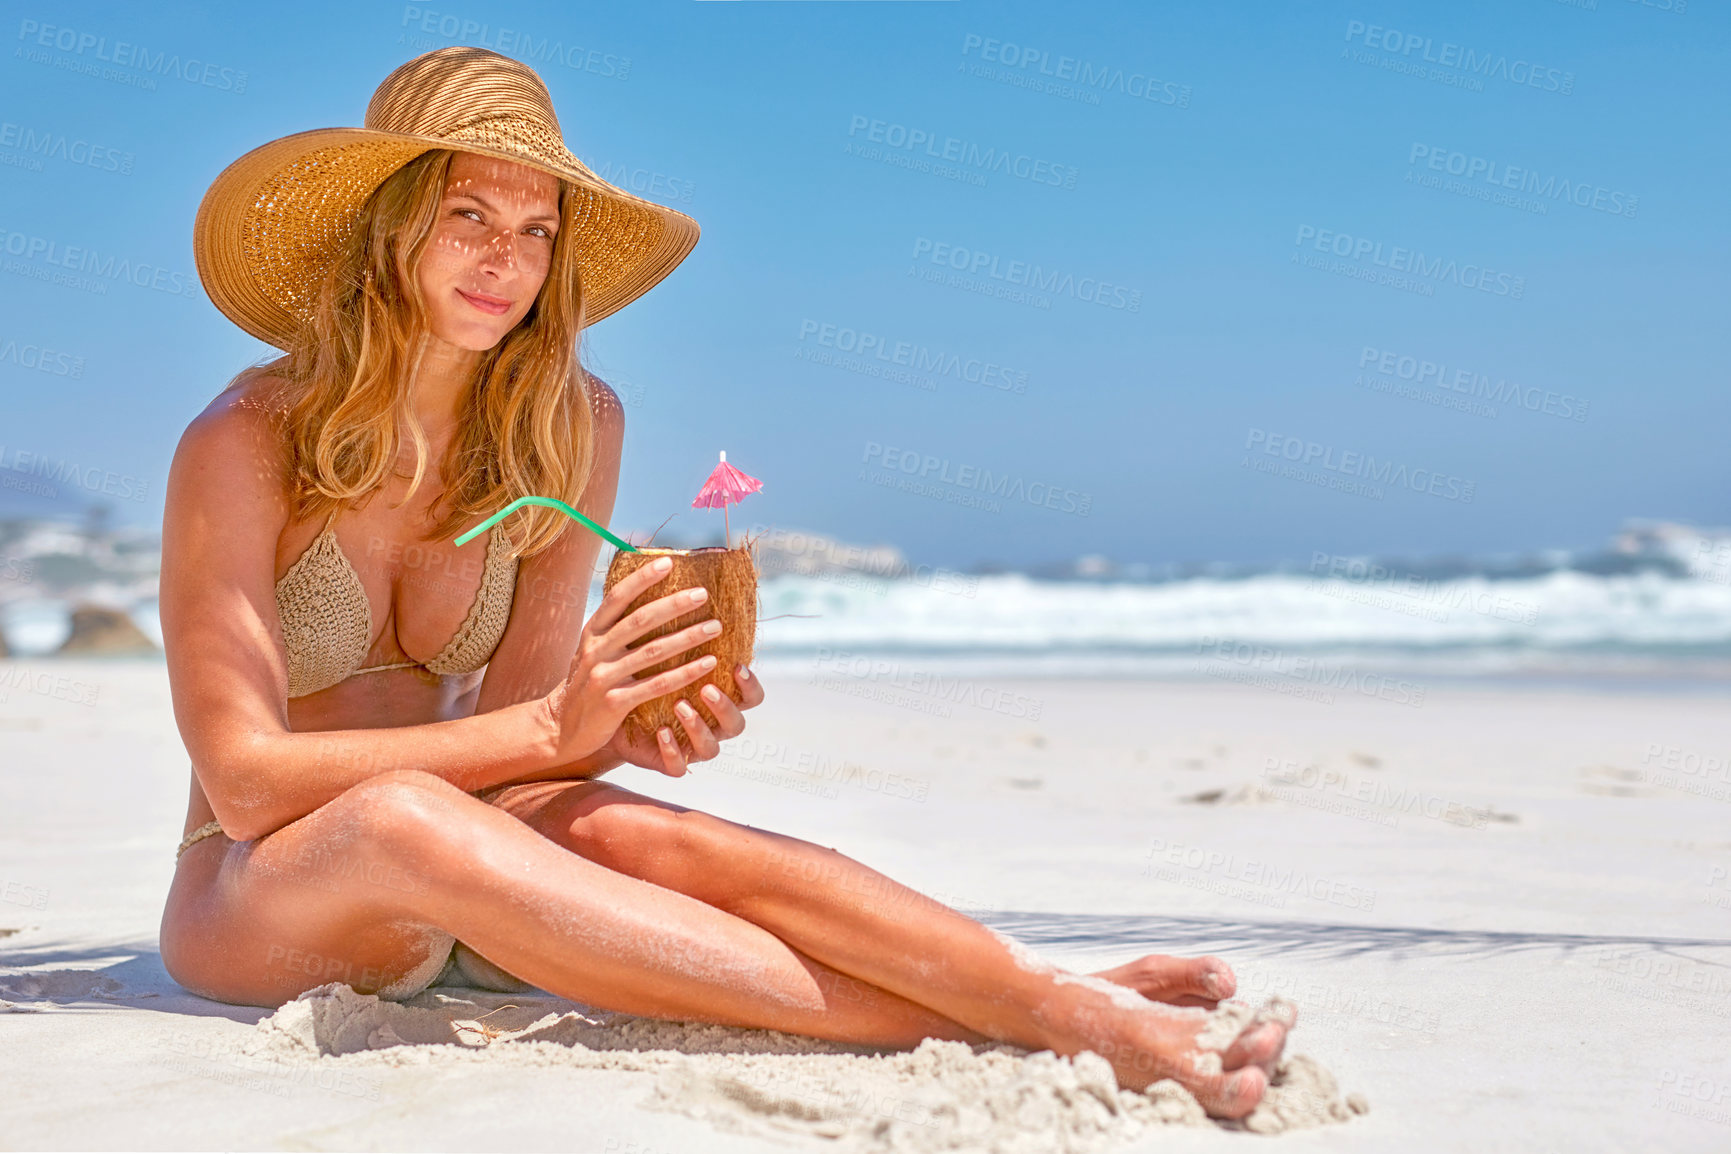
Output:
[173, 818, 532, 1000]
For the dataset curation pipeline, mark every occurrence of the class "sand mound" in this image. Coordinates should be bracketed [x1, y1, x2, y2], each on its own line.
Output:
[242, 982, 1365, 1147]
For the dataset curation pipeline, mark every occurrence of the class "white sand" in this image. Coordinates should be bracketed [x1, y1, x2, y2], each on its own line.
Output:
[230, 981, 1358, 1148]
[3, 660, 1730, 1151]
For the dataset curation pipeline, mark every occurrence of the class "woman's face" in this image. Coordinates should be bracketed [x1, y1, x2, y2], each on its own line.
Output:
[415, 152, 562, 350]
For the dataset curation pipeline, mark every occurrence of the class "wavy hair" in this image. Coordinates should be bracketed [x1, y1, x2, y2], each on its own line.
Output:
[236, 148, 595, 558]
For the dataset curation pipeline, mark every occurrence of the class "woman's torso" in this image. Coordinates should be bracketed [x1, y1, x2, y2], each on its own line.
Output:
[180, 473, 514, 839]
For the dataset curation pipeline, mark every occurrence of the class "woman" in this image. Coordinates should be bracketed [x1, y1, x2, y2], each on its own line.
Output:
[160, 47, 1288, 1118]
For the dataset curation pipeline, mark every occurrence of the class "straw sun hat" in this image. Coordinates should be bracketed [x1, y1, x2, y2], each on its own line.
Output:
[193, 46, 700, 350]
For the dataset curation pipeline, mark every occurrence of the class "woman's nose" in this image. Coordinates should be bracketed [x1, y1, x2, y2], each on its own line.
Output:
[476, 229, 520, 272]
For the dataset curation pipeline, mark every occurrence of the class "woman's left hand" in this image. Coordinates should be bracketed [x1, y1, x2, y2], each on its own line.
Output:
[603, 663, 765, 777]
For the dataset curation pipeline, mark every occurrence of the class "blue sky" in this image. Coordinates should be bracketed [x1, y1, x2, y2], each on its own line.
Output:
[1, 0, 1726, 570]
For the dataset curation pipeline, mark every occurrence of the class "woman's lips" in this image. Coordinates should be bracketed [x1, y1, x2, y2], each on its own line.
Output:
[458, 289, 511, 316]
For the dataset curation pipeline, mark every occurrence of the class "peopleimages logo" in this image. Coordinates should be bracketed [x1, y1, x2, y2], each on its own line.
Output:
[1357, 346, 1588, 421]
[397, 5, 630, 79]
[958, 33, 1192, 108]
[1306, 552, 1540, 627]
[0, 444, 149, 502]
[1342, 20, 1574, 95]
[846, 116, 1079, 189]
[0, 337, 84, 377]
[798, 320, 1028, 394]
[862, 440, 1092, 516]
[910, 238, 1141, 311]
[1244, 428, 1475, 503]
[1294, 225, 1525, 299]
[581, 156, 693, 204]
[0, 120, 133, 175]
[15, 20, 249, 92]
[1144, 836, 1379, 911]
[1407, 144, 1637, 219]
[0, 227, 201, 299]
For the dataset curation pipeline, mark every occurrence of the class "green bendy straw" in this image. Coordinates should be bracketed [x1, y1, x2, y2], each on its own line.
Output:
[453, 495, 640, 552]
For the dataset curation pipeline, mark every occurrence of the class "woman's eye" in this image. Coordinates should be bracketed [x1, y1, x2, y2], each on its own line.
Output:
[452, 209, 550, 240]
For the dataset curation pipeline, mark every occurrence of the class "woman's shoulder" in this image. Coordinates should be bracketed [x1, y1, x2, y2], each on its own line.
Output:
[580, 368, 621, 416]
[180, 368, 290, 452]
[170, 368, 294, 507]
[581, 370, 624, 448]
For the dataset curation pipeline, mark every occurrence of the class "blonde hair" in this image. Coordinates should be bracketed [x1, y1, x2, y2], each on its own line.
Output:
[236, 148, 595, 558]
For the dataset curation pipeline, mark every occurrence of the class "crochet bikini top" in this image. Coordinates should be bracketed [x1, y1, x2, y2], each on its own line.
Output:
[274, 510, 519, 698]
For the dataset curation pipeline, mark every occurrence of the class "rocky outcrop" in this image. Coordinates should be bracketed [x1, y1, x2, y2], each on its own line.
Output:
[55, 605, 157, 656]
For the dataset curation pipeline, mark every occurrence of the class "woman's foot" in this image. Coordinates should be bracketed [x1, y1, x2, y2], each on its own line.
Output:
[1079, 994, 1294, 1118]
[1091, 953, 1235, 1008]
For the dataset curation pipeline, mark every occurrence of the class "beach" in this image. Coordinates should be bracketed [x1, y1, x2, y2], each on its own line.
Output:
[2, 658, 1728, 1151]
[3, 0, 1724, 1145]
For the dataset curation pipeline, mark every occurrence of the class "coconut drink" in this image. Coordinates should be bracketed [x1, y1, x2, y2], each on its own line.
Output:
[454, 450, 764, 756]
[602, 449, 763, 751]
[603, 541, 758, 751]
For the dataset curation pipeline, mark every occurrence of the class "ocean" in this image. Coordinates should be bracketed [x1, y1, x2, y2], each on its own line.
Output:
[6, 516, 1731, 686]
[13, 566, 1724, 689]
[746, 568, 1731, 684]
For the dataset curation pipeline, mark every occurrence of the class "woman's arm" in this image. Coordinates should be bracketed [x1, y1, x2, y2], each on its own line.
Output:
[467, 373, 626, 738]
[161, 391, 566, 842]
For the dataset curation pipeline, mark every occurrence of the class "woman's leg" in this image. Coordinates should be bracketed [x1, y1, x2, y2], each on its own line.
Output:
[164, 769, 1279, 1114]
[483, 779, 1287, 1114]
[163, 769, 969, 1047]
[483, 783, 1230, 1005]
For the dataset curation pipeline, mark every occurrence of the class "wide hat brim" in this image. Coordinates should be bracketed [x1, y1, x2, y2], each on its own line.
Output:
[193, 124, 700, 350]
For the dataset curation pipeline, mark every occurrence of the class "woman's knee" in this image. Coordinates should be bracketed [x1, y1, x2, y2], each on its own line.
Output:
[570, 797, 733, 881]
[333, 769, 474, 862]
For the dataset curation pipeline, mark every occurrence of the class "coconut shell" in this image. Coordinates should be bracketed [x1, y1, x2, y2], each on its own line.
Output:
[602, 544, 758, 753]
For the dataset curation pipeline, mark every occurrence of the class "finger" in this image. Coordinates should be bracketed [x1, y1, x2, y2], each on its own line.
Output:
[624, 731, 675, 774]
[656, 726, 690, 777]
[618, 654, 719, 711]
[588, 556, 678, 634]
[614, 616, 722, 677]
[599, 587, 714, 661]
[697, 682, 745, 739]
[673, 698, 722, 761]
[734, 664, 765, 709]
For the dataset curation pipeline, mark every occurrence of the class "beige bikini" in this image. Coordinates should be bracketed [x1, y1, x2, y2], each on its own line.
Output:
[174, 509, 519, 860]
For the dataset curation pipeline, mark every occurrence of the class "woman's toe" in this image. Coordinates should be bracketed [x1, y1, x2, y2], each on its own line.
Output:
[1093, 954, 1237, 1007]
[1221, 1020, 1288, 1072]
[1197, 1062, 1269, 1119]
[1194, 955, 1235, 1000]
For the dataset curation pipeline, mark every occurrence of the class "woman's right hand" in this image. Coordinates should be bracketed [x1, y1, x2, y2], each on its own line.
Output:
[543, 556, 723, 763]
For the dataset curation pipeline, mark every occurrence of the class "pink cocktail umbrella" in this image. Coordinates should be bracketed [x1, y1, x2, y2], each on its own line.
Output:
[692, 450, 762, 548]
